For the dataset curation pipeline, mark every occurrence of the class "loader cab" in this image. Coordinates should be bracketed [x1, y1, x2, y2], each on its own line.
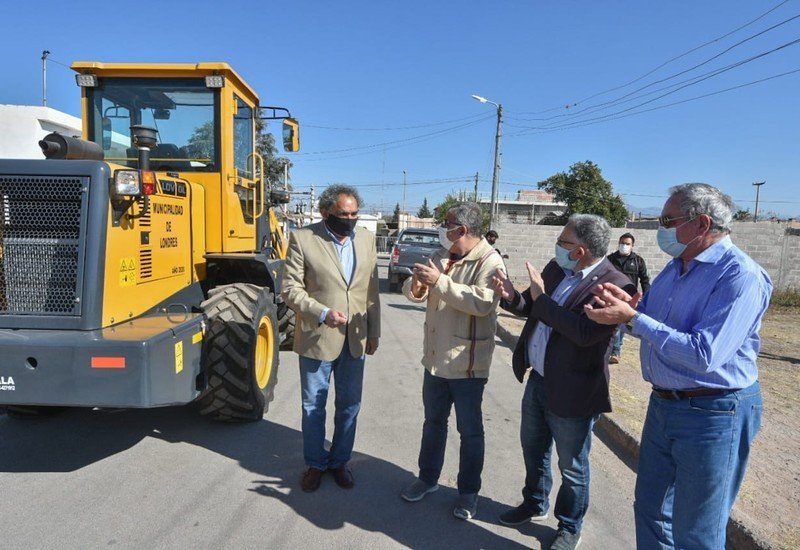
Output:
[72, 62, 299, 254]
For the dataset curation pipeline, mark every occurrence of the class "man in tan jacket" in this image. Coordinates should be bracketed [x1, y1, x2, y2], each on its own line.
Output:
[282, 184, 380, 493]
[399, 202, 505, 520]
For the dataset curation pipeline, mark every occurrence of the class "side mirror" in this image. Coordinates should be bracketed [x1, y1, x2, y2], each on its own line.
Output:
[270, 189, 291, 204]
[282, 118, 300, 152]
[102, 117, 112, 150]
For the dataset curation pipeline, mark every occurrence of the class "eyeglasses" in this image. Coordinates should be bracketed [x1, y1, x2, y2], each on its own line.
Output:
[556, 238, 578, 248]
[658, 214, 690, 228]
[440, 221, 463, 229]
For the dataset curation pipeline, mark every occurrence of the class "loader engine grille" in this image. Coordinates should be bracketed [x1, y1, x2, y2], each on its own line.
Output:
[0, 175, 86, 315]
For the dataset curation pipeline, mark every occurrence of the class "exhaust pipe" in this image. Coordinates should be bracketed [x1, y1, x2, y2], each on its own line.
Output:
[39, 133, 103, 160]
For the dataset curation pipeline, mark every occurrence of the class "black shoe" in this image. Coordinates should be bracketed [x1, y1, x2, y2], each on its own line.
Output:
[301, 467, 325, 492]
[498, 502, 549, 526]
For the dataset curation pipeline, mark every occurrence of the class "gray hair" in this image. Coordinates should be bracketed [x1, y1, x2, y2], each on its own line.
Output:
[318, 184, 362, 212]
[669, 183, 733, 233]
[447, 201, 484, 237]
[568, 214, 611, 259]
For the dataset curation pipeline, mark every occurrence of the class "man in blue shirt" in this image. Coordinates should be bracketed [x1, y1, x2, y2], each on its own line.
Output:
[585, 183, 772, 550]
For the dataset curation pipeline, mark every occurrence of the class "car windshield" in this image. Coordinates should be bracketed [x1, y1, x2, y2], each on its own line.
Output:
[87, 77, 219, 171]
[399, 232, 439, 245]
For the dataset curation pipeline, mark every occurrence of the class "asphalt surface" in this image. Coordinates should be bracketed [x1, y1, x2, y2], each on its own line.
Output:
[0, 258, 638, 549]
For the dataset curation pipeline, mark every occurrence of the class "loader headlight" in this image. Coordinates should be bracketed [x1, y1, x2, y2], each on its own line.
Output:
[113, 170, 142, 196]
[75, 74, 99, 87]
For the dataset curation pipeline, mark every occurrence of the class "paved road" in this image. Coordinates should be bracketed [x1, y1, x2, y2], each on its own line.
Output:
[0, 258, 637, 549]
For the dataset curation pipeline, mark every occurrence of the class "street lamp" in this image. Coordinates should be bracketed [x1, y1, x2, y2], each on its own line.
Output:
[472, 95, 503, 229]
[752, 181, 766, 222]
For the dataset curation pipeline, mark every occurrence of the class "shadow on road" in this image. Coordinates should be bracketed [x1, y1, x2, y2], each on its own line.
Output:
[0, 407, 536, 549]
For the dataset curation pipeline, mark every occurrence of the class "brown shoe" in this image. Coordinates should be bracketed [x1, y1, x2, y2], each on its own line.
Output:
[331, 465, 355, 489]
[609, 355, 620, 364]
[301, 467, 325, 492]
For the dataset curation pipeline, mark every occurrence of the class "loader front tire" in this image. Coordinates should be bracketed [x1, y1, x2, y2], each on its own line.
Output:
[277, 302, 296, 351]
[198, 283, 279, 422]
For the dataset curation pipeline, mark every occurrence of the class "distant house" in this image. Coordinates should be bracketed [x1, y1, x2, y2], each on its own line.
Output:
[0, 105, 82, 159]
[477, 190, 567, 225]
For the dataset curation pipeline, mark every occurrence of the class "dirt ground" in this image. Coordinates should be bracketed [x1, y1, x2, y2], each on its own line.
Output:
[497, 309, 799, 549]
[608, 309, 800, 550]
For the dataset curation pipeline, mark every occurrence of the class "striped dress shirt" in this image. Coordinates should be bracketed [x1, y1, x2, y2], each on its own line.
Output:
[631, 236, 772, 390]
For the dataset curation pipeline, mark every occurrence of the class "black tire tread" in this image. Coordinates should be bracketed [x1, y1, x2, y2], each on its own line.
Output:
[198, 283, 279, 422]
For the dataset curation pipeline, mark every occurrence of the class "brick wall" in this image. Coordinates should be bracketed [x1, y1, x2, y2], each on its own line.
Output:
[494, 221, 800, 290]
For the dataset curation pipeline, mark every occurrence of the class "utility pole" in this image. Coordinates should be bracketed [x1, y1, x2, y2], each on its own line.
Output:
[471, 95, 503, 229]
[490, 104, 503, 229]
[41, 50, 50, 107]
[752, 181, 766, 222]
[473, 172, 479, 201]
[402, 170, 407, 226]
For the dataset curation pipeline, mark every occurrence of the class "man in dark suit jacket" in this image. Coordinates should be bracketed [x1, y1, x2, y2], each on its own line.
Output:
[492, 214, 635, 550]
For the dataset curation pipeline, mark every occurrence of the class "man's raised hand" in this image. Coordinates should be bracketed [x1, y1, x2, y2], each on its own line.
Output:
[491, 268, 514, 300]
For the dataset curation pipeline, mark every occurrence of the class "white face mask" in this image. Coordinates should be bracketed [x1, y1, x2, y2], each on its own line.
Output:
[618, 243, 632, 256]
[438, 226, 456, 250]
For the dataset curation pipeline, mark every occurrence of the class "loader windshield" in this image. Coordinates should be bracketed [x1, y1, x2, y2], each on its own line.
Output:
[87, 78, 219, 171]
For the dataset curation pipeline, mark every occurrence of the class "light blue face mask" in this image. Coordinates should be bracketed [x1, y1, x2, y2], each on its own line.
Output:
[554, 244, 578, 271]
[657, 218, 694, 257]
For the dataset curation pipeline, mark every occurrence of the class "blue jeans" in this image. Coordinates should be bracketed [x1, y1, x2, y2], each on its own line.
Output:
[520, 372, 597, 535]
[299, 343, 365, 470]
[418, 369, 488, 495]
[634, 382, 763, 550]
[612, 327, 623, 355]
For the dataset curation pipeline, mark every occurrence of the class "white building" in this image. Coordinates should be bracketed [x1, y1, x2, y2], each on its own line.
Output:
[0, 105, 82, 159]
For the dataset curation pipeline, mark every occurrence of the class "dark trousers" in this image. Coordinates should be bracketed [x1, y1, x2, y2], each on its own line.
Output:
[418, 369, 488, 494]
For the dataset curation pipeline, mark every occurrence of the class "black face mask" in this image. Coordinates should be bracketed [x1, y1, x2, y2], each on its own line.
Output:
[326, 214, 358, 236]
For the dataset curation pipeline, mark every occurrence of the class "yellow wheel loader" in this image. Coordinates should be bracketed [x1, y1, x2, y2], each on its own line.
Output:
[0, 62, 299, 421]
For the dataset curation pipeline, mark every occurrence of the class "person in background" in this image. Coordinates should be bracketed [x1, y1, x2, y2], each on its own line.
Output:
[606, 232, 650, 363]
[282, 184, 380, 493]
[485, 230, 510, 259]
[400, 202, 505, 521]
[492, 214, 635, 550]
[585, 183, 772, 549]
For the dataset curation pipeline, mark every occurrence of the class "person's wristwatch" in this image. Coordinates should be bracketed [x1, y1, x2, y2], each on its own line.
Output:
[626, 312, 641, 332]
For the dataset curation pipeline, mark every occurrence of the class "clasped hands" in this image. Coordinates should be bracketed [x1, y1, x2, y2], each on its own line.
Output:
[583, 283, 641, 325]
[323, 309, 379, 355]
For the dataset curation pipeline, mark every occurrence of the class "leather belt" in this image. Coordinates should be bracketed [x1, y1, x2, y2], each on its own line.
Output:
[652, 387, 733, 400]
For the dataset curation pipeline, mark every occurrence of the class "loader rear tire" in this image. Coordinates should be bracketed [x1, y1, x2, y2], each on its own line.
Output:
[198, 283, 279, 422]
[277, 302, 295, 351]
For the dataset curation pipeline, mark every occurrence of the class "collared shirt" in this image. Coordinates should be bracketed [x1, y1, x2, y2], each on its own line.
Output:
[631, 236, 772, 390]
[319, 223, 357, 323]
[526, 260, 604, 377]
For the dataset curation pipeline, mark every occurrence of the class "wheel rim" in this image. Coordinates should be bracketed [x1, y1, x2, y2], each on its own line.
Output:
[255, 315, 275, 389]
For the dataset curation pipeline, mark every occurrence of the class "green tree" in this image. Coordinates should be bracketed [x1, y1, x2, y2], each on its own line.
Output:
[733, 209, 752, 221]
[392, 203, 401, 225]
[433, 192, 490, 233]
[256, 118, 293, 189]
[186, 121, 213, 159]
[537, 160, 629, 227]
[418, 197, 432, 218]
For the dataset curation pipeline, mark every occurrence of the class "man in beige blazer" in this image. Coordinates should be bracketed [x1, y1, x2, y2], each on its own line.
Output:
[282, 184, 380, 493]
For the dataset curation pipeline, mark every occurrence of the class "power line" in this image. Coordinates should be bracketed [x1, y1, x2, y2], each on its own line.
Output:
[508, 14, 800, 125]
[505, 64, 800, 137]
[302, 112, 488, 131]
[514, 0, 793, 116]
[296, 114, 494, 157]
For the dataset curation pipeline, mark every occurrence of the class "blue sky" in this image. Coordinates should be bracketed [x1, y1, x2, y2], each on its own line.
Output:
[3, 0, 799, 217]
